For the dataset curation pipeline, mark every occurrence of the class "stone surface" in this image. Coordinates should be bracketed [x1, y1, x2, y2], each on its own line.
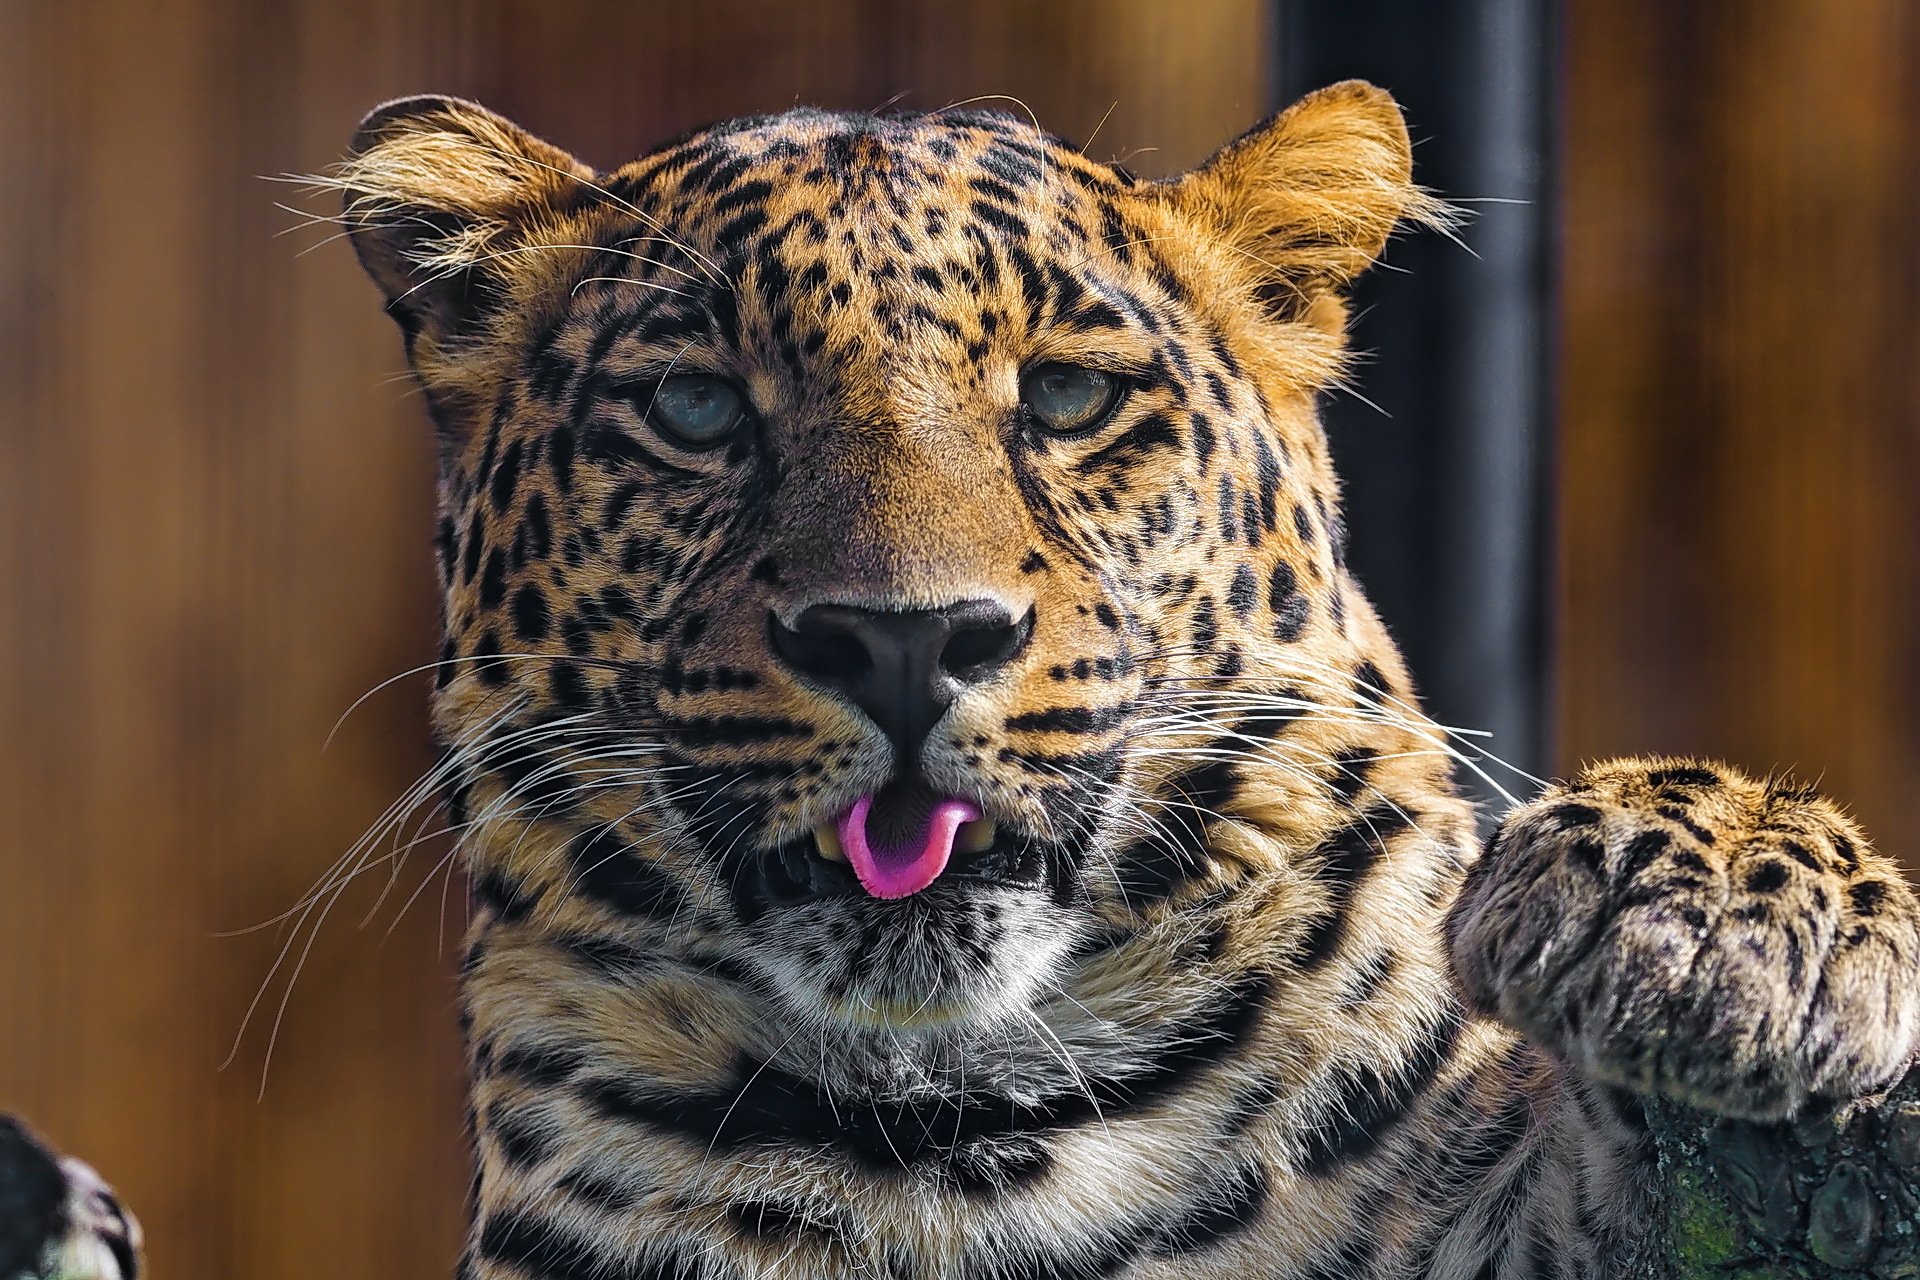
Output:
[1633, 1066, 1920, 1278]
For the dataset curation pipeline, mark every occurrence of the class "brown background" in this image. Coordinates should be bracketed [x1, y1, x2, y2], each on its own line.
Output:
[0, 2, 1912, 1276]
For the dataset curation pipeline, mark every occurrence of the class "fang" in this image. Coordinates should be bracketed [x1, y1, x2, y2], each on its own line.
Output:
[813, 825, 846, 861]
[957, 818, 997, 855]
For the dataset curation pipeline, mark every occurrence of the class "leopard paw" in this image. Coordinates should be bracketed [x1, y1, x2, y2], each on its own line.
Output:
[0, 1117, 142, 1280]
[1447, 757, 1920, 1120]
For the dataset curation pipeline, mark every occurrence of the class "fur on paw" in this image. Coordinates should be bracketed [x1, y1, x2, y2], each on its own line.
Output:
[1447, 757, 1920, 1121]
[0, 1117, 141, 1280]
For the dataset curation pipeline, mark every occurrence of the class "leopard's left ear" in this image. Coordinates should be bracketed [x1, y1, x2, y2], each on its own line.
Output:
[1156, 81, 1449, 325]
[334, 95, 593, 351]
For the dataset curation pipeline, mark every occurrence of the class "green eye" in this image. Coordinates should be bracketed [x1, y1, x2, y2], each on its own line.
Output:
[644, 374, 750, 448]
[1020, 363, 1122, 436]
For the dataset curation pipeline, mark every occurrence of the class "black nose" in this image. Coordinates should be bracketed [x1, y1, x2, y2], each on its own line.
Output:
[769, 599, 1033, 754]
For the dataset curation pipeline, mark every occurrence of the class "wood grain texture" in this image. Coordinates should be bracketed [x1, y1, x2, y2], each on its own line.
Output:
[1558, 0, 1920, 874]
[0, 2, 1268, 1275]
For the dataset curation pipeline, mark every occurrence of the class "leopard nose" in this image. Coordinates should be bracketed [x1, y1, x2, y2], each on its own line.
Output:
[769, 600, 1034, 754]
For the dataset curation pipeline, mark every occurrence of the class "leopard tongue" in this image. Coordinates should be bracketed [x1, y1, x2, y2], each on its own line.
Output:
[836, 792, 980, 900]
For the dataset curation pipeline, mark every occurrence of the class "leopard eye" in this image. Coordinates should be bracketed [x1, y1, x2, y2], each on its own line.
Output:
[1020, 363, 1121, 436]
[643, 374, 750, 449]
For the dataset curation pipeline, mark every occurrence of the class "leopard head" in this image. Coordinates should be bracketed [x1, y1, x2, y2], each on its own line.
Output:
[340, 82, 1444, 1039]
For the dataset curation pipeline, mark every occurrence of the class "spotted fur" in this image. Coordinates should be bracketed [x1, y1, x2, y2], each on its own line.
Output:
[0, 1119, 142, 1280]
[322, 83, 1920, 1278]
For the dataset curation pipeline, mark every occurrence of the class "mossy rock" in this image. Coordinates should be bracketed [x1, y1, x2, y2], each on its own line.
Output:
[1631, 1066, 1920, 1278]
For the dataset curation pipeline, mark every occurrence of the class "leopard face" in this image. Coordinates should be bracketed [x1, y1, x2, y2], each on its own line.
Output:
[340, 84, 1439, 1040]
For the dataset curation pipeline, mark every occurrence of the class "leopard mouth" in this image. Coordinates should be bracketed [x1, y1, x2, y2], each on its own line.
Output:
[827, 791, 988, 898]
[757, 782, 1045, 906]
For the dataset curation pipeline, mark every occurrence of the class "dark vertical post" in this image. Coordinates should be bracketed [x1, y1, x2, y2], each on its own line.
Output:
[1277, 0, 1559, 815]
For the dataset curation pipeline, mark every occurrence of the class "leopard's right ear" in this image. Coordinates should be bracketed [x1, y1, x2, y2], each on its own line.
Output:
[336, 95, 591, 349]
[1154, 81, 1450, 333]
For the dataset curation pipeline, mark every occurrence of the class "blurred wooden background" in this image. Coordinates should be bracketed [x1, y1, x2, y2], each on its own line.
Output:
[0, 1, 1912, 1276]
[1557, 0, 1920, 864]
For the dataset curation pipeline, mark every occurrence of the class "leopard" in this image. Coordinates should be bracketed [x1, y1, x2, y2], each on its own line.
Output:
[2, 76, 1912, 1280]
[22, 80, 1903, 1280]
[0, 1119, 142, 1280]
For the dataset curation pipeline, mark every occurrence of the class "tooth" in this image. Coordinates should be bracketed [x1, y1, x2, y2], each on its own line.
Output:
[813, 825, 845, 862]
[957, 818, 997, 855]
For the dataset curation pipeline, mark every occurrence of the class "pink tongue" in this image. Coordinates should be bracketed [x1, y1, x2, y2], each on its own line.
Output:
[837, 794, 980, 900]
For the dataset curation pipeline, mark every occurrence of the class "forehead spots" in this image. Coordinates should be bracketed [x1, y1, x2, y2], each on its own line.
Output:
[580, 112, 1162, 369]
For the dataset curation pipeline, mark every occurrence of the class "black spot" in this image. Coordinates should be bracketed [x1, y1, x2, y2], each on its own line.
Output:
[1353, 660, 1388, 699]
[526, 330, 577, 402]
[1616, 828, 1673, 882]
[1849, 880, 1889, 917]
[1547, 803, 1602, 831]
[1780, 839, 1823, 872]
[1292, 502, 1316, 544]
[555, 933, 654, 977]
[1671, 847, 1718, 877]
[489, 438, 523, 512]
[554, 1167, 643, 1213]
[601, 583, 638, 622]
[1268, 559, 1310, 642]
[523, 491, 552, 559]
[1654, 804, 1717, 845]
[951, 1137, 1054, 1195]
[567, 828, 691, 921]
[494, 1042, 590, 1089]
[511, 585, 551, 642]
[1004, 704, 1127, 735]
[548, 426, 576, 491]
[726, 1200, 844, 1248]
[477, 1209, 654, 1280]
[1116, 759, 1239, 900]
[479, 547, 508, 608]
[1151, 1161, 1270, 1255]
[487, 1102, 553, 1169]
[1226, 564, 1258, 616]
[602, 479, 644, 528]
[1191, 596, 1219, 651]
[471, 629, 509, 686]
[664, 715, 812, 749]
[473, 869, 538, 923]
[1644, 765, 1721, 789]
[434, 515, 457, 577]
[1567, 835, 1605, 876]
[1305, 746, 1368, 805]
[1289, 803, 1414, 972]
[1075, 413, 1180, 475]
[549, 661, 591, 709]
[461, 508, 486, 583]
[1296, 1005, 1464, 1175]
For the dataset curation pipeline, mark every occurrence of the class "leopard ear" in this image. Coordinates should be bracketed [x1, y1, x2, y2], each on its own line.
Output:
[335, 95, 591, 348]
[1159, 81, 1449, 327]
